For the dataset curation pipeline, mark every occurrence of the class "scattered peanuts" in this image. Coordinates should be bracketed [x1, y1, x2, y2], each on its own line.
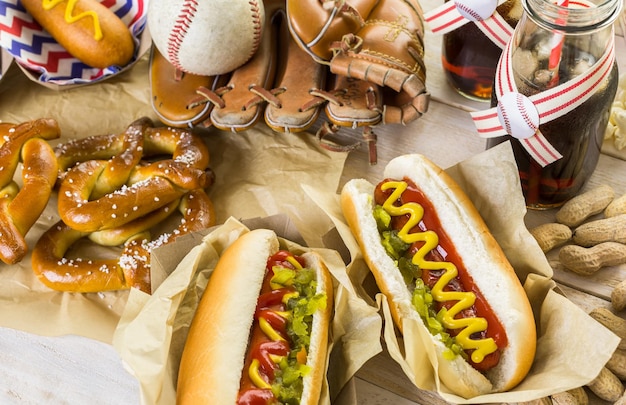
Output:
[572, 215, 626, 247]
[555, 184, 614, 227]
[551, 387, 588, 405]
[529, 181, 626, 401]
[530, 223, 572, 253]
[604, 72, 626, 149]
[589, 308, 626, 350]
[545, 184, 626, 328]
[606, 193, 626, 218]
[616, 392, 626, 405]
[607, 348, 626, 380]
[563, 387, 588, 405]
[558, 242, 626, 275]
[613, 279, 626, 311]
[550, 392, 576, 405]
[586, 366, 624, 402]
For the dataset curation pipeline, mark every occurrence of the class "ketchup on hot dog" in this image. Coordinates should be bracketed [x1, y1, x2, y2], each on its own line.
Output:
[374, 178, 507, 372]
[237, 251, 327, 405]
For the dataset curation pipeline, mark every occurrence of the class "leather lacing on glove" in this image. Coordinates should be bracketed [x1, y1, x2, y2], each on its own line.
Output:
[312, 80, 381, 164]
[287, 0, 430, 163]
[150, 0, 430, 165]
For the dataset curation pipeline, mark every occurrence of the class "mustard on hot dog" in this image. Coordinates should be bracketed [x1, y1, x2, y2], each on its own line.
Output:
[176, 229, 334, 405]
[341, 154, 536, 399]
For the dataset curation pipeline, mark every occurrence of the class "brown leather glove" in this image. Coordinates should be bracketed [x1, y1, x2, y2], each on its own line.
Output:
[150, 0, 327, 133]
[149, 47, 230, 128]
[288, 0, 430, 163]
[149, 0, 429, 165]
[209, 0, 328, 133]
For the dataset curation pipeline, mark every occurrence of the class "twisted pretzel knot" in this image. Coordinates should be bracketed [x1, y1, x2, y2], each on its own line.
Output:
[32, 189, 214, 293]
[32, 117, 215, 293]
[0, 119, 60, 264]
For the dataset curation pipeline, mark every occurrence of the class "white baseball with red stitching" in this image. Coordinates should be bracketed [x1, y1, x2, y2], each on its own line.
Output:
[148, 0, 265, 76]
[496, 92, 540, 139]
[454, 0, 498, 21]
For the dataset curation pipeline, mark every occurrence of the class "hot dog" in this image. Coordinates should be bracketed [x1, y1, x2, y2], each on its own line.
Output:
[20, 0, 135, 68]
[176, 229, 334, 404]
[340, 154, 536, 398]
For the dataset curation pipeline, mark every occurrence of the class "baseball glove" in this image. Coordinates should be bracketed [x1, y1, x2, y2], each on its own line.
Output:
[149, 0, 429, 164]
[287, 0, 429, 124]
[209, 0, 328, 133]
[150, 0, 327, 134]
[287, 0, 430, 163]
[150, 47, 230, 128]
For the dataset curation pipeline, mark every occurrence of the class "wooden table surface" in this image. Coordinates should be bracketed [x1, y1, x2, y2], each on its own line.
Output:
[0, 2, 625, 404]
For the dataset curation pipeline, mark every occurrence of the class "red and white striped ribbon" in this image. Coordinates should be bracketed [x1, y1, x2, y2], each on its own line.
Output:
[424, 0, 513, 49]
[471, 33, 616, 167]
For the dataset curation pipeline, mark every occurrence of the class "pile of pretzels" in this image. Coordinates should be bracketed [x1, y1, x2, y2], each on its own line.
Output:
[0, 117, 216, 294]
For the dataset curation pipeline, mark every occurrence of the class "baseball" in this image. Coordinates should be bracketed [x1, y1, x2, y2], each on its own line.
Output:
[496, 92, 540, 139]
[148, 0, 265, 76]
[454, 0, 498, 21]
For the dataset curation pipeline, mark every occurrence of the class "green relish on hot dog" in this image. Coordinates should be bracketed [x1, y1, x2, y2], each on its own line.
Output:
[340, 154, 536, 398]
[177, 229, 334, 405]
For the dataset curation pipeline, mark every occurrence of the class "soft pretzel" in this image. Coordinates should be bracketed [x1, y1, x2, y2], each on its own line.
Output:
[58, 158, 211, 232]
[55, 117, 150, 183]
[87, 198, 180, 247]
[55, 118, 213, 232]
[32, 189, 215, 293]
[0, 119, 60, 264]
[56, 117, 210, 174]
[141, 125, 210, 169]
[37, 118, 216, 292]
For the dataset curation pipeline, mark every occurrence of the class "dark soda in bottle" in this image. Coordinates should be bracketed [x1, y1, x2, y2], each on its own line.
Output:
[442, 0, 522, 101]
[487, 58, 618, 208]
[485, 0, 621, 209]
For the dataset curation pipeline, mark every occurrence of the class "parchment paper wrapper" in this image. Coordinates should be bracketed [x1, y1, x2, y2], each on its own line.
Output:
[112, 216, 383, 405]
[0, 54, 350, 345]
[307, 143, 621, 404]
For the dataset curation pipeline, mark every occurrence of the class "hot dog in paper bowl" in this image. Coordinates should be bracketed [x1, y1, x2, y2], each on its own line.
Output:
[0, 0, 148, 87]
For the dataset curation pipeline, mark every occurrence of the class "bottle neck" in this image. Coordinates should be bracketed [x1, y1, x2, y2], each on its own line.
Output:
[522, 0, 622, 33]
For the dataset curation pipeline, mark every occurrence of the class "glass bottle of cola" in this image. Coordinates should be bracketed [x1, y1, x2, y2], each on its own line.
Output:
[443, 0, 523, 101]
[486, 0, 621, 209]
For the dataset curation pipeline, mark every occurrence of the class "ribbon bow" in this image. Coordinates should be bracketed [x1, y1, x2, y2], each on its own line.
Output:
[424, 0, 513, 49]
[471, 34, 616, 167]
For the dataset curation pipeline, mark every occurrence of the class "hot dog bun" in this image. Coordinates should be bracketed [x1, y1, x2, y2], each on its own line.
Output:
[177, 229, 333, 404]
[20, 0, 134, 68]
[340, 154, 536, 398]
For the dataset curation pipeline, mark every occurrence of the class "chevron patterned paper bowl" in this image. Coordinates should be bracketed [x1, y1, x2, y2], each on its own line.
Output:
[0, 0, 148, 86]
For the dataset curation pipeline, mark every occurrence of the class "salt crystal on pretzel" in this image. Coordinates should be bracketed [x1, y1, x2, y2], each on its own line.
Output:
[32, 189, 215, 293]
[32, 117, 216, 293]
[55, 118, 210, 174]
[55, 117, 213, 233]
[58, 159, 211, 232]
